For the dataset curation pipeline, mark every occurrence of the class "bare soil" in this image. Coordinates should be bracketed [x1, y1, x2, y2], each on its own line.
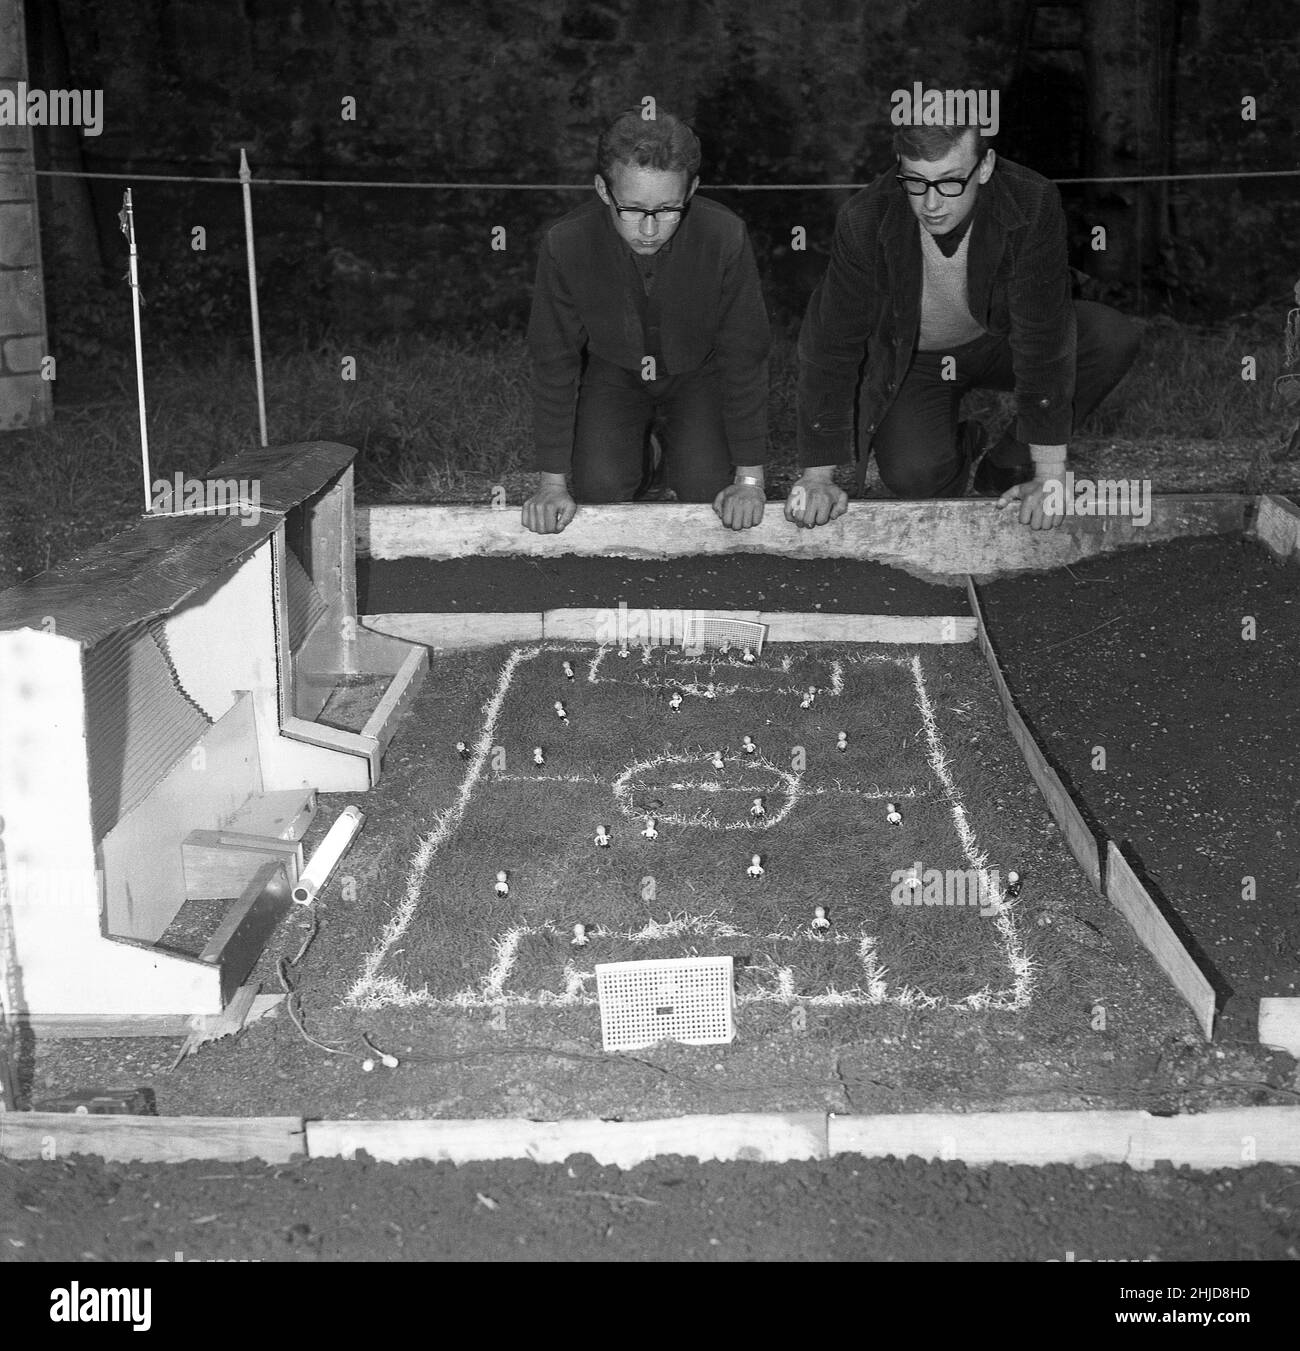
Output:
[8, 524, 1300, 1264]
[980, 531, 1300, 1043]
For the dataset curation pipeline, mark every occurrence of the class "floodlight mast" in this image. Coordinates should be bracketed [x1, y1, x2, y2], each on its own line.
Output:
[118, 189, 151, 513]
[239, 149, 269, 448]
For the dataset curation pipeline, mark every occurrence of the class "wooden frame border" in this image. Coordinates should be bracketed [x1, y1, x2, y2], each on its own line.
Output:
[4, 1106, 1297, 1170]
[359, 495, 1251, 584]
[966, 578, 1103, 892]
[1250, 493, 1300, 562]
[360, 610, 976, 649]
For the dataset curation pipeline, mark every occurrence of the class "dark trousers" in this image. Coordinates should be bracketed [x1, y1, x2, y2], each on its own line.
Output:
[870, 300, 1142, 498]
[571, 355, 732, 504]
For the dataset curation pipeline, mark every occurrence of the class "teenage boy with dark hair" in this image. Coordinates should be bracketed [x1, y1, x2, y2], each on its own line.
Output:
[523, 108, 771, 534]
[790, 119, 1140, 531]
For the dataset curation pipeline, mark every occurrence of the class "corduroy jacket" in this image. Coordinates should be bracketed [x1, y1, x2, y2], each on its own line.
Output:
[797, 155, 1076, 484]
[527, 195, 771, 474]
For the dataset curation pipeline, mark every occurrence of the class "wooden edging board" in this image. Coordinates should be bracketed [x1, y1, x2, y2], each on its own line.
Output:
[965, 578, 1102, 892]
[1106, 844, 1217, 1040]
[0, 1112, 305, 1163]
[361, 610, 975, 649]
[357, 495, 1251, 585]
[1250, 493, 1300, 562]
[1258, 999, 1300, 1058]
[4, 1106, 1299, 1170]
[966, 576, 1220, 1038]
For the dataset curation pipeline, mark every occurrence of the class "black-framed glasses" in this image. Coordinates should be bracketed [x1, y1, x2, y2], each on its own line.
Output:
[895, 156, 985, 198]
[604, 186, 689, 224]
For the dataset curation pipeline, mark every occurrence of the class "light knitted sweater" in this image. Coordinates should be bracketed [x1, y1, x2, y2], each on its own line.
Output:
[916, 224, 986, 352]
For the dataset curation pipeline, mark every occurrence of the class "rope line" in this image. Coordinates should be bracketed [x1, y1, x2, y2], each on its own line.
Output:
[12, 167, 1300, 189]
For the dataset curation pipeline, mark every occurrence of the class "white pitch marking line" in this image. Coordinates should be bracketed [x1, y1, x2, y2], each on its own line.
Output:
[344, 644, 541, 1008]
[908, 652, 1033, 1012]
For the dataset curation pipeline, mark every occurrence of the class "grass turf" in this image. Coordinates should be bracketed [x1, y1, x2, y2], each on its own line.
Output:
[346, 643, 1029, 1016]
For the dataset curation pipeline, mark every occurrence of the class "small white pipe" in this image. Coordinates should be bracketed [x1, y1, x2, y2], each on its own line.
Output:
[293, 806, 365, 905]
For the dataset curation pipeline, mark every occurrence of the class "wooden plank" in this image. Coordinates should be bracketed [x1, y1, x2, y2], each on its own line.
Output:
[21, 1013, 208, 1038]
[967, 578, 1102, 891]
[1258, 998, 1300, 1057]
[360, 643, 428, 750]
[279, 714, 380, 780]
[360, 613, 545, 648]
[225, 787, 318, 842]
[828, 1107, 1300, 1169]
[198, 860, 293, 1004]
[1106, 841, 1217, 1039]
[1251, 493, 1300, 562]
[760, 613, 976, 644]
[541, 608, 763, 645]
[306, 1112, 828, 1166]
[359, 495, 1251, 584]
[1005, 710, 1103, 893]
[362, 610, 976, 649]
[182, 831, 301, 900]
[351, 621, 431, 675]
[0, 1112, 306, 1163]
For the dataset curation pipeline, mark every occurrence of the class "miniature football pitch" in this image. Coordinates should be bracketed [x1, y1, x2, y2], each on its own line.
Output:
[343, 642, 1031, 1018]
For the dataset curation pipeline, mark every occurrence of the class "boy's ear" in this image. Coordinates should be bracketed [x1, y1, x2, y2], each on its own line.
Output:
[687, 175, 700, 200]
[594, 174, 610, 202]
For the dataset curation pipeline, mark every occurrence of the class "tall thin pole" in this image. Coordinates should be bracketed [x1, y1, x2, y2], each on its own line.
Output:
[239, 148, 269, 447]
[118, 189, 151, 511]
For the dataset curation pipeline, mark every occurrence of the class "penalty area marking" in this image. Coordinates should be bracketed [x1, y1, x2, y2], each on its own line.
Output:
[345, 645, 1031, 1013]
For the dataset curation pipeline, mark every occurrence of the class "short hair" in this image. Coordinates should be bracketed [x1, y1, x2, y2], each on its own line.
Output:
[893, 123, 987, 164]
[597, 109, 702, 185]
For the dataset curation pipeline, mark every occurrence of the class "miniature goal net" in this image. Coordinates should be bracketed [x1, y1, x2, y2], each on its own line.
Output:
[596, 955, 735, 1051]
[680, 614, 767, 656]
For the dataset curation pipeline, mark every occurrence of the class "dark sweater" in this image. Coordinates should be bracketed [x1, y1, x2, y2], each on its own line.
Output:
[797, 156, 1076, 481]
[526, 196, 771, 474]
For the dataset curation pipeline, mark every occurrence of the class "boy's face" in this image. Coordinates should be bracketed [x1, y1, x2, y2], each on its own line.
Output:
[898, 132, 995, 236]
[595, 162, 697, 255]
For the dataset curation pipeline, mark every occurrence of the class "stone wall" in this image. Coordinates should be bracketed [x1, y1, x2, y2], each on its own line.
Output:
[0, 0, 51, 429]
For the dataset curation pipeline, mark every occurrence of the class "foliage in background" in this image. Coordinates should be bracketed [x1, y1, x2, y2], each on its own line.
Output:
[39, 0, 1300, 377]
